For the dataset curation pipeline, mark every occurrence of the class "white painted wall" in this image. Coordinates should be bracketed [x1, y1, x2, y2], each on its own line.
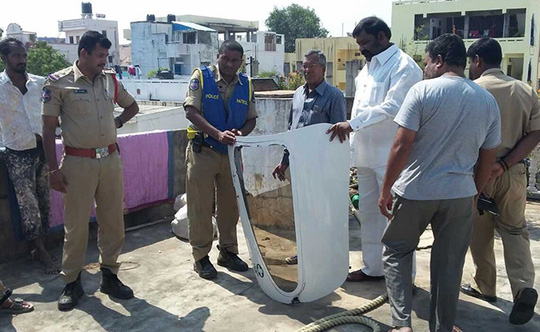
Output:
[241, 31, 285, 75]
[165, 41, 218, 75]
[121, 78, 189, 102]
[130, 22, 172, 78]
[117, 106, 189, 135]
[242, 98, 291, 196]
[49, 43, 78, 64]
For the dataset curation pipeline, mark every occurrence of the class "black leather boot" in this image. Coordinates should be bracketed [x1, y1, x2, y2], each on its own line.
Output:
[217, 245, 248, 272]
[100, 268, 134, 299]
[58, 273, 84, 311]
[194, 255, 217, 279]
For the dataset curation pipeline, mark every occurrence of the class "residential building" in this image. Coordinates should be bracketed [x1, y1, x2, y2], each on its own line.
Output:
[392, 0, 540, 89]
[56, 2, 120, 65]
[173, 15, 285, 76]
[41, 37, 79, 64]
[130, 16, 219, 78]
[4, 23, 36, 47]
[285, 37, 365, 91]
[130, 14, 285, 78]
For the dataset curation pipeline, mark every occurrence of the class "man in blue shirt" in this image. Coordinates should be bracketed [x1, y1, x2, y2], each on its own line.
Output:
[272, 50, 346, 264]
[272, 50, 346, 181]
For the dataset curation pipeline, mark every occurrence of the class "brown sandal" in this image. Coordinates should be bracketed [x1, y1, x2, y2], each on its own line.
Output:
[0, 297, 34, 314]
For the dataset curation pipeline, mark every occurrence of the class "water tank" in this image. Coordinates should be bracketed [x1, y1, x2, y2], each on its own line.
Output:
[82, 2, 93, 15]
[146, 14, 155, 22]
[167, 14, 175, 23]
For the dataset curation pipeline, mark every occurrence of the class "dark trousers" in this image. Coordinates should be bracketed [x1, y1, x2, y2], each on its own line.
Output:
[4, 143, 50, 241]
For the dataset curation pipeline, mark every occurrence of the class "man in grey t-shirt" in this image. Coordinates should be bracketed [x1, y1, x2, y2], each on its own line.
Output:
[378, 34, 501, 332]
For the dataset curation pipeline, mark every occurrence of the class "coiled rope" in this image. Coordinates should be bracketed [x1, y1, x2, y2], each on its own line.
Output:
[296, 293, 388, 332]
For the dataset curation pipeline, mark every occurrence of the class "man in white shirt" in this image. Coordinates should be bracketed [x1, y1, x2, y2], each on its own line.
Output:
[0, 38, 58, 274]
[327, 17, 422, 281]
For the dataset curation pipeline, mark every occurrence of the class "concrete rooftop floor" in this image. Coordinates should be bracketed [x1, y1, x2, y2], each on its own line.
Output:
[1, 203, 540, 332]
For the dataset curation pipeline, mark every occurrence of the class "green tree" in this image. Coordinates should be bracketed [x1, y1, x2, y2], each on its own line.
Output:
[266, 4, 329, 53]
[26, 41, 70, 76]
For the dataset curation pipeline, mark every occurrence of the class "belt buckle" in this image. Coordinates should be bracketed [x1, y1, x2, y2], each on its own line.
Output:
[95, 147, 109, 159]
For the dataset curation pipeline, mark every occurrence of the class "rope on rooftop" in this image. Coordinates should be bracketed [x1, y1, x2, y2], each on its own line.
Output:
[296, 293, 388, 332]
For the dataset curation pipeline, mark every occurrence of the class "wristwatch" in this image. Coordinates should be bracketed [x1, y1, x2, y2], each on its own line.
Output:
[115, 116, 123, 128]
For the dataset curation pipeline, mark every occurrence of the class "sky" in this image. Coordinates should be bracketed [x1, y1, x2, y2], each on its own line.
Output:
[0, 0, 395, 44]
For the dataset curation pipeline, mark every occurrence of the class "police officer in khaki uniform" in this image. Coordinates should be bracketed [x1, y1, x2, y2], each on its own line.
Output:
[461, 37, 539, 326]
[41, 31, 139, 311]
[184, 40, 257, 279]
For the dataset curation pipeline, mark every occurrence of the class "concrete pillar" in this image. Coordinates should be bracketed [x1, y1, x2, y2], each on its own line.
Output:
[464, 16, 470, 38]
[345, 60, 362, 97]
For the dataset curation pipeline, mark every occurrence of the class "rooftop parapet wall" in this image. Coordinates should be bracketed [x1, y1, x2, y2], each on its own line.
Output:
[0, 130, 189, 263]
[0, 96, 353, 263]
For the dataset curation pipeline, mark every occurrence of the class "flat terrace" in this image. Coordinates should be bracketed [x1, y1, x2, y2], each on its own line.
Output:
[1, 203, 539, 332]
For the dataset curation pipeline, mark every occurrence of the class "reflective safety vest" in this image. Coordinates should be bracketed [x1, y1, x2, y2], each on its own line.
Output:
[187, 66, 251, 154]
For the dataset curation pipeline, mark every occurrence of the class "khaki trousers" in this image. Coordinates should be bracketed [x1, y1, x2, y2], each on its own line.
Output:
[470, 163, 535, 298]
[382, 195, 473, 332]
[59, 151, 125, 283]
[186, 143, 239, 261]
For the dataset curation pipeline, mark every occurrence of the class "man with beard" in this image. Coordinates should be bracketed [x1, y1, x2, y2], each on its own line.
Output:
[0, 38, 58, 274]
[42, 31, 139, 311]
[327, 17, 422, 282]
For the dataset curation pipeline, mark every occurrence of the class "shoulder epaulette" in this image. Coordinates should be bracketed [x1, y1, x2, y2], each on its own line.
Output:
[103, 69, 116, 75]
[47, 73, 59, 81]
[47, 67, 72, 82]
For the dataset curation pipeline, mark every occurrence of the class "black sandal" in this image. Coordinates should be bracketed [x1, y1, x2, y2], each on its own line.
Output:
[0, 288, 12, 307]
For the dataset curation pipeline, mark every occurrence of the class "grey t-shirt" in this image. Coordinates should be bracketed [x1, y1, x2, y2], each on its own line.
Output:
[392, 75, 501, 200]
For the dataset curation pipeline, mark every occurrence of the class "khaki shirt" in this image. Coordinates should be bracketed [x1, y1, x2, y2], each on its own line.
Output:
[475, 68, 540, 158]
[41, 62, 135, 149]
[183, 65, 257, 120]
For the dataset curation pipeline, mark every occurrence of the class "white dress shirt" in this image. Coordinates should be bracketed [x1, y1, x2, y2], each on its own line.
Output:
[349, 44, 423, 168]
[0, 71, 45, 150]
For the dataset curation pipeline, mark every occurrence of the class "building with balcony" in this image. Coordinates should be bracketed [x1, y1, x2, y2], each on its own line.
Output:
[130, 18, 219, 78]
[284, 37, 365, 92]
[392, 0, 540, 88]
[130, 14, 285, 79]
[56, 2, 120, 65]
